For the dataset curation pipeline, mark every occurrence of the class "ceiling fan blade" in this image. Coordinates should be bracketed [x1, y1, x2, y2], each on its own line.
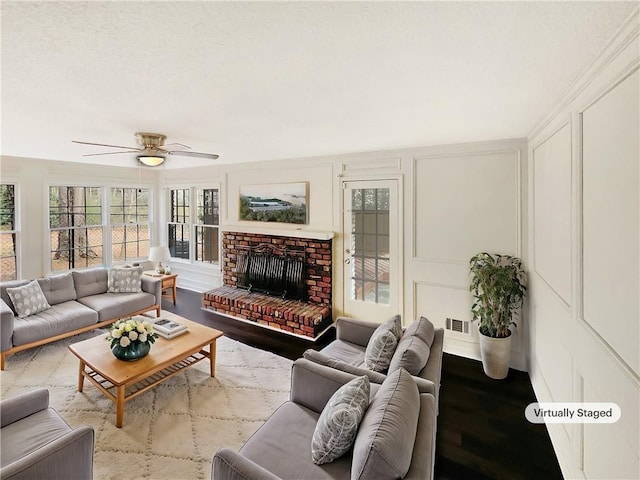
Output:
[72, 140, 140, 150]
[167, 150, 219, 160]
[160, 143, 191, 151]
[83, 150, 141, 157]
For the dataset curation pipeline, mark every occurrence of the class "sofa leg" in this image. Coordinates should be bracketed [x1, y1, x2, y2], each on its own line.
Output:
[156, 306, 161, 317]
[1, 352, 6, 371]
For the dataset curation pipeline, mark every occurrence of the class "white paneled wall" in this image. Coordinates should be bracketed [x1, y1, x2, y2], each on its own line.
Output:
[528, 11, 639, 479]
[582, 69, 639, 375]
[532, 121, 572, 306]
[410, 142, 527, 368]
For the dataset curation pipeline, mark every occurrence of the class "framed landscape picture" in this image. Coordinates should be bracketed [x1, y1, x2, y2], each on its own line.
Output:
[239, 182, 308, 224]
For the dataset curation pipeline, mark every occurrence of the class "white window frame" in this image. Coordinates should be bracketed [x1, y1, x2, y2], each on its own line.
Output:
[47, 182, 155, 273]
[167, 186, 221, 268]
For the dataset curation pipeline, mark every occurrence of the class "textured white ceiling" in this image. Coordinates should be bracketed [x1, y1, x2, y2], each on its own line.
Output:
[1, 1, 637, 168]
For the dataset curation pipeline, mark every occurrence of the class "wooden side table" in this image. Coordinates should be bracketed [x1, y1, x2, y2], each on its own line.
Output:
[144, 272, 178, 305]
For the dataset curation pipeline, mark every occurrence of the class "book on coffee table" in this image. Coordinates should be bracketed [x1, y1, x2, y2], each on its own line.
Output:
[153, 318, 188, 339]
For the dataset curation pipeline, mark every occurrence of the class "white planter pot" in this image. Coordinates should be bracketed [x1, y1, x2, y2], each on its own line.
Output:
[479, 332, 512, 379]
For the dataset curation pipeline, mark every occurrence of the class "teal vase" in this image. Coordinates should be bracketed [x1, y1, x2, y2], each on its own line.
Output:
[112, 341, 151, 361]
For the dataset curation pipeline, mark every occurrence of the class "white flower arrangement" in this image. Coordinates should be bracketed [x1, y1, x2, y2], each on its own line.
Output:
[106, 318, 158, 350]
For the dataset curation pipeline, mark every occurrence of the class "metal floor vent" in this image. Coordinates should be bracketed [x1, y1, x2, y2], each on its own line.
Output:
[446, 317, 470, 334]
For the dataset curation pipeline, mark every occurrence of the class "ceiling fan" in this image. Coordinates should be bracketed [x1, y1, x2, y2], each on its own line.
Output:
[72, 132, 219, 166]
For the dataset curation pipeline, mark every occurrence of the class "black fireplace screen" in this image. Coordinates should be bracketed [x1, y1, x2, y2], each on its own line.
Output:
[235, 244, 306, 300]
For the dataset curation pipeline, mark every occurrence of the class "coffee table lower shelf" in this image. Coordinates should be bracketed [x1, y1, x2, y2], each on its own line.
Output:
[81, 350, 208, 409]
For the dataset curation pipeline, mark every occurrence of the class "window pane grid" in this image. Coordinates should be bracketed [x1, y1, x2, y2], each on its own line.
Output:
[169, 188, 220, 264]
[110, 187, 149, 261]
[171, 189, 189, 223]
[49, 186, 104, 271]
[349, 188, 390, 304]
[195, 225, 219, 264]
[168, 222, 190, 259]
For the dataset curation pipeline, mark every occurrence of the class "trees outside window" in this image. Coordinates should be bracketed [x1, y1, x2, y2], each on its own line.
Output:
[49, 186, 103, 271]
[0, 184, 17, 281]
[111, 188, 150, 262]
[49, 185, 151, 272]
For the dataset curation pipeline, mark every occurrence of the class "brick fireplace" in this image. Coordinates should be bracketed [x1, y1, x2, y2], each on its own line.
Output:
[202, 230, 333, 339]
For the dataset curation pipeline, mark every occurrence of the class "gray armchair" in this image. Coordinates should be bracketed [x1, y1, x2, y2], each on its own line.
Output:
[304, 316, 445, 402]
[0, 389, 94, 480]
[212, 359, 437, 480]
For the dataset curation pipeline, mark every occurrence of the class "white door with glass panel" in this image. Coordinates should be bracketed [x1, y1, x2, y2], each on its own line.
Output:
[342, 180, 400, 321]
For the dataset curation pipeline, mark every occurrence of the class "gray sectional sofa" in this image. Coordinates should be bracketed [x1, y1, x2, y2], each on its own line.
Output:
[0, 267, 161, 369]
[213, 358, 437, 480]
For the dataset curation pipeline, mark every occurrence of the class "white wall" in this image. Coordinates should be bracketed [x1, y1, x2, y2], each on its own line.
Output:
[527, 10, 639, 479]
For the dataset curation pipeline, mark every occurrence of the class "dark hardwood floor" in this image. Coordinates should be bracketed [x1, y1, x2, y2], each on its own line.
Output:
[164, 289, 563, 480]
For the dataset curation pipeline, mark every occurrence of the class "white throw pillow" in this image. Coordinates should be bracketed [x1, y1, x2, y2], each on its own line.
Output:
[6, 280, 51, 318]
[108, 266, 143, 293]
[311, 375, 370, 465]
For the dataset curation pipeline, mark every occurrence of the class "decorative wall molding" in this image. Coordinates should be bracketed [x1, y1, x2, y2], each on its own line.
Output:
[340, 157, 401, 175]
[528, 8, 639, 140]
[531, 118, 573, 308]
[411, 148, 522, 263]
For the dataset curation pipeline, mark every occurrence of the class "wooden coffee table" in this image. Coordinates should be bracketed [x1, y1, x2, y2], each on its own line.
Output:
[68, 312, 223, 427]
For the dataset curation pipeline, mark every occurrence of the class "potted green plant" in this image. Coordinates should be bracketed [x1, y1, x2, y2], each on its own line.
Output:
[469, 252, 526, 379]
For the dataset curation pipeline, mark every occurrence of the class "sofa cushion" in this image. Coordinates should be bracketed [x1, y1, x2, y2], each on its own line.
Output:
[363, 315, 402, 372]
[351, 368, 420, 480]
[6, 280, 51, 318]
[37, 272, 76, 306]
[312, 376, 370, 465]
[320, 340, 366, 367]
[388, 335, 430, 375]
[11, 301, 98, 346]
[73, 268, 108, 298]
[76, 292, 155, 322]
[240, 402, 352, 479]
[404, 316, 435, 347]
[107, 266, 143, 293]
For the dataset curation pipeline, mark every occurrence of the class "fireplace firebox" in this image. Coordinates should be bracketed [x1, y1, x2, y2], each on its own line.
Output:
[236, 243, 306, 300]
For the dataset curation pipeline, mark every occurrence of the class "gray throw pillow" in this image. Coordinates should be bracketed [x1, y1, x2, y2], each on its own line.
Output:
[388, 335, 430, 375]
[404, 316, 435, 347]
[351, 368, 420, 480]
[363, 315, 403, 372]
[6, 280, 51, 318]
[107, 266, 143, 293]
[311, 375, 370, 465]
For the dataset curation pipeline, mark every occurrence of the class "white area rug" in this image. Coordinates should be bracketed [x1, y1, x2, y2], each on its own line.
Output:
[0, 331, 292, 480]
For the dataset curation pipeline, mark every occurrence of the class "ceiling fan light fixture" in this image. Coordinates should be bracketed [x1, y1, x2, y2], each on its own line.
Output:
[137, 155, 165, 167]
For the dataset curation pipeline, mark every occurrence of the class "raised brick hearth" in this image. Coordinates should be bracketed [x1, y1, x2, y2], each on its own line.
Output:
[202, 231, 333, 339]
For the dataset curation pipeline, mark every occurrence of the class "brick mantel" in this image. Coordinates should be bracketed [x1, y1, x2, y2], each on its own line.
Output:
[221, 225, 334, 240]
